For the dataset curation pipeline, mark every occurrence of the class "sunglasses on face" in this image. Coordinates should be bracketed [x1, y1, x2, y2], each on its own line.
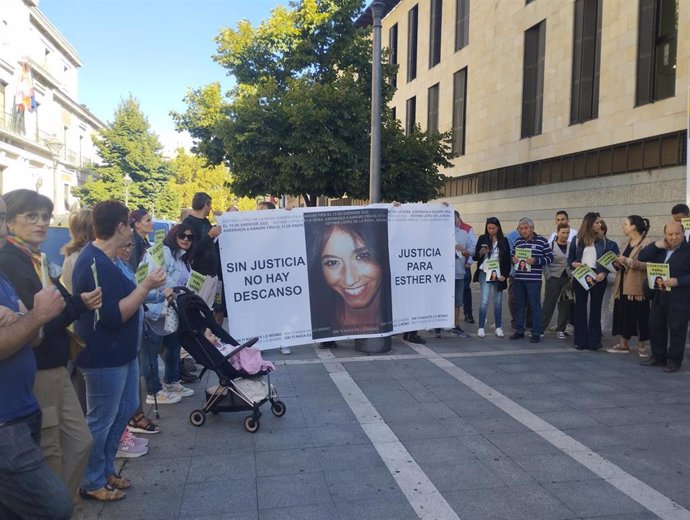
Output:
[18, 212, 53, 224]
[177, 233, 194, 241]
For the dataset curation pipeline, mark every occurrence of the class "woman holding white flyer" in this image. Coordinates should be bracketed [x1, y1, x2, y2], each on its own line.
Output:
[473, 217, 511, 338]
[568, 212, 619, 350]
[608, 215, 651, 355]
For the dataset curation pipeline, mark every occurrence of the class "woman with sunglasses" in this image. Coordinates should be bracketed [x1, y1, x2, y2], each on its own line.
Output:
[0, 189, 102, 501]
[473, 217, 511, 338]
[138, 225, 196, 406]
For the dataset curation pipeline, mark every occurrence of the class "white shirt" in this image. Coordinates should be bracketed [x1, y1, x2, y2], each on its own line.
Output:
[582, 245, 597, 268]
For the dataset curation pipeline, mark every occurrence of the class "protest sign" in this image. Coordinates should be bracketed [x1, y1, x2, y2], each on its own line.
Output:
[217, 205, 454, 349]
[572, 264, 598, 290]
[484, 258, 501, 281]
[597, 251, 621, 274]
[515, 248, 532, 272]
[647, 263, 671, 292]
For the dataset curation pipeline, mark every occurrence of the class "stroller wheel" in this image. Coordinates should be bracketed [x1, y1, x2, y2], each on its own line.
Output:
[244, 415, 260, 433]
[190, 410, 206, 427]
[271, 400, 287, 417]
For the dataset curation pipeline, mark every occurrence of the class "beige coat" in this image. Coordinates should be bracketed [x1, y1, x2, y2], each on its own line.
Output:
[612, 237, 651, 301]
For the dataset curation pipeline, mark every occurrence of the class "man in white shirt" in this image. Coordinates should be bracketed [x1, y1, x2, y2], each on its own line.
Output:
[547, 210, 578, 244]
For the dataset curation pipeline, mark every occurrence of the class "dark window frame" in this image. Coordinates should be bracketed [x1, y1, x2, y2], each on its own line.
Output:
[571, 0, 602, 124]
[389, 23, 399, 87]
[452, 67, 467, 156]
[455, 0, 469, 51]
[429, 0, 443, 68]
[427, 83, 440, 134]
[521, 20, 546, 138]
[407, 5, 419, 82]
[406, 96, 417, 135]
[636, 0, 678, 106]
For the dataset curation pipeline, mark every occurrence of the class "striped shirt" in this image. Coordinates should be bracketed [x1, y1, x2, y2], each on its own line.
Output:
[512, 234, 553, 282]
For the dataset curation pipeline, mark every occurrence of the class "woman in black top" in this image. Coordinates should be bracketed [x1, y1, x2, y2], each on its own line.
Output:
[127, 208, 152, 271]
[473, 217, 511, 338]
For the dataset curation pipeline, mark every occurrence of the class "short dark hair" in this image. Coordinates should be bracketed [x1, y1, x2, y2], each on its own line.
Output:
[258, 201, 276, 210]
[92, 200, 129, 240]
[556, 210, 569, 219]
[191, 192, 212, 210]
[556, 223, 570, 231]
[671, 203, 689, 216]
[2, 189, 53, 221]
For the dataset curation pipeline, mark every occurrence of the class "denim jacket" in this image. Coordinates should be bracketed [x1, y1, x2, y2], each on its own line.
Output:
[567, 237, 620, 275]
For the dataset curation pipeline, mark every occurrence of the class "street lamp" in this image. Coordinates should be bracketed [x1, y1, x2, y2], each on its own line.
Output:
[355, 0, 391, 354]
[123, 173, 132, 207]
[44, 136, 63, 209]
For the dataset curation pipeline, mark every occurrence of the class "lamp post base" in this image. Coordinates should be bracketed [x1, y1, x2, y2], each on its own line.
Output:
[354, 336, 391, 354]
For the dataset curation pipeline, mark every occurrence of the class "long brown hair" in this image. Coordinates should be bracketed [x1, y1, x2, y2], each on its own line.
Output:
[576, 212, 601, 246]
[61, 209, 95, 256]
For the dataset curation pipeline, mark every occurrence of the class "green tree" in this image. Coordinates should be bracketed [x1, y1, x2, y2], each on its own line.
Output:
[167, 148, 254, 215]
[74, 96, 176, 216]
[172, 0, 451, 206]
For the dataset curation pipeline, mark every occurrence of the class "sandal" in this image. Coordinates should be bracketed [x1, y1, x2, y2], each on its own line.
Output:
[107, 474, 132, 490]
[79, 484, 126, 502]
[127, 412, 160, 435]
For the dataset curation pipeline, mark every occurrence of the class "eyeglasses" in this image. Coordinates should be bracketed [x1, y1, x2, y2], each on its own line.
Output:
[18, 211, 53, 224]
[177, 233, 194, 241]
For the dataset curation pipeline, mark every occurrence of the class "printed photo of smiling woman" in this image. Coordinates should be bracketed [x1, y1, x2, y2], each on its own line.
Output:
[304, 210, 393, 340]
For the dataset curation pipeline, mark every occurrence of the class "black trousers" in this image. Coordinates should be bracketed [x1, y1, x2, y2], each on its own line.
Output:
[573, 279, 606, 349]
[649, 295, 690, 364]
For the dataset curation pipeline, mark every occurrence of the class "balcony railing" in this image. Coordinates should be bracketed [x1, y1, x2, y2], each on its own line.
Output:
[0, 110, 52, 148]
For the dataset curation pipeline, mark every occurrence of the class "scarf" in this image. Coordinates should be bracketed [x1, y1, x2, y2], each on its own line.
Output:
[6, 235, 44, 283]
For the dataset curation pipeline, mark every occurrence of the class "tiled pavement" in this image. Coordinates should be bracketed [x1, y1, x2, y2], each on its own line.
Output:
[73, 293, 690, 519]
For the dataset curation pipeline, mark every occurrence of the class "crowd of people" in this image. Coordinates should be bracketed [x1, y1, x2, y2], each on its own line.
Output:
[0, 188, 689, 518]
[442, 204, 690, 373]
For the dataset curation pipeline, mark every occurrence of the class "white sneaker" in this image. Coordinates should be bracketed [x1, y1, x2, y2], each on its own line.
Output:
[280, 347, 292, 355]
[163, 381, 194, 397]
[146, 390, 181, 405]
[122, 429, 149, 448]
[477, 328, 485, 338]
[495, 328, 504, 338]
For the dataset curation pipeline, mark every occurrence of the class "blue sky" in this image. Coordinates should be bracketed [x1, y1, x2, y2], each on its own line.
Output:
[40, 0, 286, 151]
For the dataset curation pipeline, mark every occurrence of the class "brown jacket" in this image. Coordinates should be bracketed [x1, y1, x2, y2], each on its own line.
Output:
[613, 237, 650, 300]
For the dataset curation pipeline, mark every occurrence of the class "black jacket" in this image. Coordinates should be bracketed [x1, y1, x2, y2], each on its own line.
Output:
[183, 214, 220, 277]
[0, 243, 87, 369]
[128, 231, 150, 271]
[638, 239, 690, 313]
[472, 235, 511, 291]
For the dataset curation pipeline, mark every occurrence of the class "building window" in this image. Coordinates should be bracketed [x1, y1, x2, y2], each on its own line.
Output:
[452, 68, 467, 156]
[429, 0, 443, 68]
[636, 0, 677, 106]
[391, 106, 397, 121]
[455, 0, 469, 51]
[407, 5, 419, 82]
[406, 96, 417, 135]
[571, 0, 602, 124]
[389, 23, 398, 87]
[427, 84, 440, 134]
[526, 0, 535, 4]
[521, 20, 546, 138]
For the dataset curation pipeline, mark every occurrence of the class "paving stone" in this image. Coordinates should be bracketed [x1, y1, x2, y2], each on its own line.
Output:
[544, 480, 647, 517]
[259, 503, 339, 520]
[512, 453, 600, 483]
[323, 466, 402, 502]
[255, 447, 323, 477]
[179, 479, 257, 517]
[187, 452, 256, 483]
[335, 497, 419, 520]
[257, 473, 331, 510]
[419, 458, 505, 492]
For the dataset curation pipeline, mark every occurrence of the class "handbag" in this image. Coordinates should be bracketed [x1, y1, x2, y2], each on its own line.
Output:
[163, 303, 179, 334]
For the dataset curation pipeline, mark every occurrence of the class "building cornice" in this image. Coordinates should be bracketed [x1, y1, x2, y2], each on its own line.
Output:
[27, 3, 82, 68]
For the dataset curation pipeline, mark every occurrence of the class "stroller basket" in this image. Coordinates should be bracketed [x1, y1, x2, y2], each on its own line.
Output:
[171, 287, 286, 432]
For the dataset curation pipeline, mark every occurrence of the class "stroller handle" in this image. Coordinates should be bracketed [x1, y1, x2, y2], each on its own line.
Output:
[173, 286, 194, 295]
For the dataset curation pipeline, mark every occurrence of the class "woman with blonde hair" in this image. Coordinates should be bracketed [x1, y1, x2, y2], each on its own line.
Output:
[60, 209, 95, 293]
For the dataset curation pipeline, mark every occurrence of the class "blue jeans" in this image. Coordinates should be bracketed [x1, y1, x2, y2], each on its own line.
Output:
[80, 358, 139, 491]
[514, 280, 543, 336]
[478, 276, 503, 329]
[0, 411, 73, 520]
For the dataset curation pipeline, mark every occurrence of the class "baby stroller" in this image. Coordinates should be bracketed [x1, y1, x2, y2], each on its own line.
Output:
[171, 287, 286, 433]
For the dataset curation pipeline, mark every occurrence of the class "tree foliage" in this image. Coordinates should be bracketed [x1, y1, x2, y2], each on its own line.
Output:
[172, 0, 451, 206]
[74, 96, 176, 217]
[167, 148, 254, 214]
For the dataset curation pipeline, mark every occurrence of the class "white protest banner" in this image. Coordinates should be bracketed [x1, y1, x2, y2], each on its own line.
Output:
[217, 205, 454, 349]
